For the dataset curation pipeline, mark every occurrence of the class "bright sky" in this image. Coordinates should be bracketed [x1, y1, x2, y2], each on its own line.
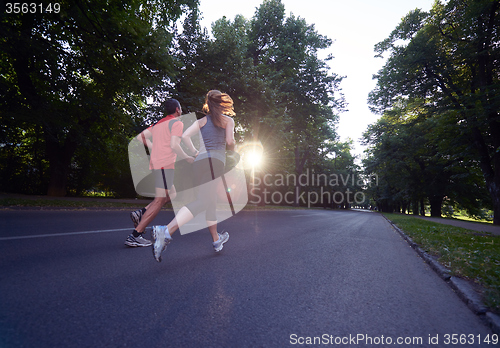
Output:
[198, 0, 436, 159]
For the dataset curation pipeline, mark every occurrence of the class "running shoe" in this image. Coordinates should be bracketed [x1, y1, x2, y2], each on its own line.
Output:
[130, 209, 143, 228]
[152, 225, 172, 262]
[124, 234, 152, 247]
[213, 231, 229, 252]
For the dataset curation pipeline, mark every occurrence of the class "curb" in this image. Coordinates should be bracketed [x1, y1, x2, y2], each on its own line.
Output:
[382, 214, 500, 335]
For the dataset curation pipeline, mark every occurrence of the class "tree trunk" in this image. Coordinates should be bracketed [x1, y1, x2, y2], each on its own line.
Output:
[429, 196, 443, 217]
[412, 200, 419, 215]
[45, 134, 77, 197]
[489, 137, 500, 225]
[487, 181, 500, 225]
[47, 162, 69, 196]
[293, 146, 309, 207]
[257, 171, 266, 206]
[471, 125, 500, 225]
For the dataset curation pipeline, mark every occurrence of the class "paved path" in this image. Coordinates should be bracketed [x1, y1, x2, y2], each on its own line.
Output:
[3, 193, 499, 235]
[0, 209, 493, 347]
[410, 215, 500, 235]
[352, 209, 500, 235]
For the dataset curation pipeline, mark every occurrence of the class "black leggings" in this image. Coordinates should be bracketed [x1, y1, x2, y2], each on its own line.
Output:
[185, 157, 224, 221]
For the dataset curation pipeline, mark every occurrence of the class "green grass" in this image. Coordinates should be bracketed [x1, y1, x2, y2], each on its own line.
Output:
[444, 212, 493, 224]
[0, 197, 310, 211]
[383, 213, 500, 312]
[453, 216, 492, 224]
[0, 198, 150, 209]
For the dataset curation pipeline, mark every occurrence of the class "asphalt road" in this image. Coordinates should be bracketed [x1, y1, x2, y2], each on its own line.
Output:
[0, 209, 494, 347]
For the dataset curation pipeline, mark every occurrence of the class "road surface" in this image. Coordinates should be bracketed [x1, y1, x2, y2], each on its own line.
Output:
[0, 209, 494, 347]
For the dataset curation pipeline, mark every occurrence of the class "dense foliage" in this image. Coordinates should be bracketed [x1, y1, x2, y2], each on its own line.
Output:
[1, 0, 197, 196]
[366, 0, 499, 223]
[171, 1, 347, 205]
[1, 0, 353, 204]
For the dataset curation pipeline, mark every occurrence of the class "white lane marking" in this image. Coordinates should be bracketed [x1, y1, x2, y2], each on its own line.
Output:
[0, 222, 220, 241]
[0, 228, 131, 241]
[0, 212, 335, 240]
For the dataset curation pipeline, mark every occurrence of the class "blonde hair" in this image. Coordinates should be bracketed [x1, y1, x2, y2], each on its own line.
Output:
[201, 90, 235, 128]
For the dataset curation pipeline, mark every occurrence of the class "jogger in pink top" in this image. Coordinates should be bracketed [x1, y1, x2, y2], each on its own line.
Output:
[125, 99, 196, 247]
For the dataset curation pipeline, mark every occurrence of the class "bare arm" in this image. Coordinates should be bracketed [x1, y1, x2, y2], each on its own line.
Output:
[137, 128, 152, 149]
[181, 119, 204, 156]
[224, 117, 235, 150]
[171, 136, 194, 163]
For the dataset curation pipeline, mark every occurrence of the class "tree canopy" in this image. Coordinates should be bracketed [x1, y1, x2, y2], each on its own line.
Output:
[172, 0, 346, 205]
[1, 0, 353, 205]
[1, 0, 198, 196]
[367, 0, 500, 224]
[363, 99, 490, 218]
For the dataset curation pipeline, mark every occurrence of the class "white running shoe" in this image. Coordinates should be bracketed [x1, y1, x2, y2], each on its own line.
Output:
[213, 231, 229, 252]
[152, 225, 172, 262]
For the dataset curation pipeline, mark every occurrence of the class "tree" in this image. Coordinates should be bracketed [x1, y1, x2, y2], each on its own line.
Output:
[0, 0, 198, 196]
[171, 0, 346, 206]
[363, 101, 489, 217]
[369, 0, 500, 224]
[247, 0, 345, 205]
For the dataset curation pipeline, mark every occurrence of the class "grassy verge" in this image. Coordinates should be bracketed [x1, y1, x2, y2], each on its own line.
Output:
[0, 197, 310, 211]
[451, 215, 493, 224]
[383, 213, 500, 312]
[0, 198, 149, 209]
